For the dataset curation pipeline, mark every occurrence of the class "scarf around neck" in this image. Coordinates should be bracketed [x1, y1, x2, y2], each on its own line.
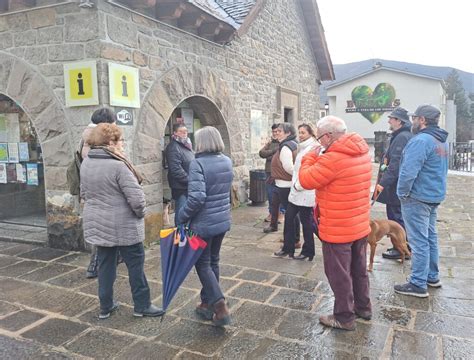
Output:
[94, 146, 144, 184]
[172, 135, 193, 151]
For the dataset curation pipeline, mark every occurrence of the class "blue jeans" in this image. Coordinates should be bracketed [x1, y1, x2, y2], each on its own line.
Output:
[265, 173, 285, 215]
[97, 243, 151, 312]
[401, 197, 439, 289]
[195, 232, 225, 305]
[174, 194, 187, 226]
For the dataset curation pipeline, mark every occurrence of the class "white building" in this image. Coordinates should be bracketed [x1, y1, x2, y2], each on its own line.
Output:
[325, 65, 453, 141]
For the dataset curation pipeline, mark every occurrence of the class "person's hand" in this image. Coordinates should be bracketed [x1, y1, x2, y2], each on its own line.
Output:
[373, 184, 384, 198]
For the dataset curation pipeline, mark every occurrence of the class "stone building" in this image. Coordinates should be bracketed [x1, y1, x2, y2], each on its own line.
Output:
[0, 0, 333, 249]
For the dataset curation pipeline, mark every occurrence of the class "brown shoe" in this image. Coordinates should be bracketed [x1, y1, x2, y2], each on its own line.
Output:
[295, 241, 302, 249]
[264, 214, 272, 222]
[278, 212, 284, 224]
[195, 303, 213, 320]
[355, 311, 372, 320]
[212, 299, 231, 326]
[319, 314, 355, 331]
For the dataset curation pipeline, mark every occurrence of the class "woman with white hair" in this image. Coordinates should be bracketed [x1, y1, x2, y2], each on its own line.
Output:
[176, 126, 233, 326]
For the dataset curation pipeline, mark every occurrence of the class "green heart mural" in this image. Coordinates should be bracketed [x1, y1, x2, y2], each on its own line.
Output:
[351, 83, 396, 123]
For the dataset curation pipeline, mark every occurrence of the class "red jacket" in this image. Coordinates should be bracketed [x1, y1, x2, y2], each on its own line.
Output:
[299, 133, 372, 243]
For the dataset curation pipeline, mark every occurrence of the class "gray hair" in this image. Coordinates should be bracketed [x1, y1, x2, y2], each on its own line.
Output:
[317, 116, 347, 134]
[194, 126, 225, 154]
[278, 122, 296, 136]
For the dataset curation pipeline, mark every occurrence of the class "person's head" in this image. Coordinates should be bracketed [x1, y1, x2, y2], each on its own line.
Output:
[387, 107, 410, 132]
[277, 123, 296, 142]
[409, 105, 441, 134]
[298, 123, 316, 142]
[316, 116, 347, 148]
[194, 126, 225, 154]
[88, 123, 124, 153]
[271, 123, 281, 140]
[172, 123, 188, 139]
[91, 108, 116, 125]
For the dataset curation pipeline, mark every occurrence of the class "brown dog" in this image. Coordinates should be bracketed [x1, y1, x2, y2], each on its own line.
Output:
[368, 219, 411, 272]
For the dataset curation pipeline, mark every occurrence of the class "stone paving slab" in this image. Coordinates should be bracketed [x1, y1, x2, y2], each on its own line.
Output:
[0, 170, 472, 358]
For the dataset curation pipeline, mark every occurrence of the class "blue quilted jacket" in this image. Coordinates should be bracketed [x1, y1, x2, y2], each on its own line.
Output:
[176, 152, 233, 238]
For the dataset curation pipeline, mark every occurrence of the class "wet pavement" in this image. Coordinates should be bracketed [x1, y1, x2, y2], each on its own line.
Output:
[0, 169, 473, 359]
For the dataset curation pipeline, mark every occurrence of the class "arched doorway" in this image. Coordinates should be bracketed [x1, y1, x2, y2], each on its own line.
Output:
[0, 94, 45, 226]
[162, 96, 230, 225]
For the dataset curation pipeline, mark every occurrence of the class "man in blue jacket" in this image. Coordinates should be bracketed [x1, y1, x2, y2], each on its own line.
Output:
[394, 105, 448, 298]
[373, 107, 413, 260]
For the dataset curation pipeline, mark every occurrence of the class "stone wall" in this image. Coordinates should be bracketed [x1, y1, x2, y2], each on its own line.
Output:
[0, 0, 322, 248]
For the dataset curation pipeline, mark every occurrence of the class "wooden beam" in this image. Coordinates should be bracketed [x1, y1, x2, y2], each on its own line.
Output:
[214, 27, 235, 44]
[178, 12, 206, 29]
[198, 22, 223, 37]
[156, 2, 186, 20]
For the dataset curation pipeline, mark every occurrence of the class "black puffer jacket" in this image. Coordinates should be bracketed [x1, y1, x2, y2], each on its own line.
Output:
[377, 125, 413, 205]
[176, 152, 233, 238]
[165, 139, 194, 198]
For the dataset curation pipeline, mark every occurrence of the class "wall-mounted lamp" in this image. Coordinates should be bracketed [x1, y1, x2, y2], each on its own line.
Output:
[324, 102, 329, 114]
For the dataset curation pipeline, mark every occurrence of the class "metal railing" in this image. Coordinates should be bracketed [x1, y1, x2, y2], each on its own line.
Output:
[448, 142, 473, 172]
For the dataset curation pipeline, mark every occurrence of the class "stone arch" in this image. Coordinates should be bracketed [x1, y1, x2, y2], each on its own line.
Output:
[132, 64, 244, 241]
[0, 52, 81, 250]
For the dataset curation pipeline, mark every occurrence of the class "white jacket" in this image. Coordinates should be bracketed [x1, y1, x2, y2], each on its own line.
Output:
[288, 137, 318, 207]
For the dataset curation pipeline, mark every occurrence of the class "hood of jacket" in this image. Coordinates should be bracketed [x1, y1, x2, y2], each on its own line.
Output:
[419, 126, 448, 143]
[326, 133, 369, 156]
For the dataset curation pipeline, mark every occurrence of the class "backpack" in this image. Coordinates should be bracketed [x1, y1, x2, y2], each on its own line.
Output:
[67, 140, 84, 196]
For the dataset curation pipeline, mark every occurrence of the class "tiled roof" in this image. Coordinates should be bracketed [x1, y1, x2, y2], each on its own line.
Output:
[188, 0, 247, 29]
[215, 0, 256, 25]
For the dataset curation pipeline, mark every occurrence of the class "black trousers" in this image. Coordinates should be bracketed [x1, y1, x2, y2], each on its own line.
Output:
[97, 243, 151, 312]
[270, 187, 300, 242]
[282, 203, 314, 256]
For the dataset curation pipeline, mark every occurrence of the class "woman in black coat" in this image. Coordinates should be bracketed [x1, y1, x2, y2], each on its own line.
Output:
[176, 126, 233, 326]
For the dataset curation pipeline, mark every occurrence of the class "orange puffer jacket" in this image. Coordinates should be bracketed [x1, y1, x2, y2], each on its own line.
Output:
[299, 133, 372, 243]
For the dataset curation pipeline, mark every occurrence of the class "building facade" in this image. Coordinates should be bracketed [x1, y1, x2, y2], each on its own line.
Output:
[325, 66, 449, 140]
[0, 0, 333, 249]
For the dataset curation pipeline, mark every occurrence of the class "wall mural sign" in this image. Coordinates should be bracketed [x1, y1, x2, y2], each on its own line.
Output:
[64, 61, 99, 107]
[345, 83, 400, 123]
[109, 63, 140, 108]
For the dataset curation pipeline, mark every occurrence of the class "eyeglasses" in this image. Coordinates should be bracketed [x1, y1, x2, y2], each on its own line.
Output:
[316, 132, 332, 141]
[411, 116, 419, 120]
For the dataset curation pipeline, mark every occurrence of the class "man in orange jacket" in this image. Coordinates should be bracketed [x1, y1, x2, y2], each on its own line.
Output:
[299, 116, 372, 331]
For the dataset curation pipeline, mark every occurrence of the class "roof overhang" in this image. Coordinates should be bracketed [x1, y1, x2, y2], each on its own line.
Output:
[299, 0, 334, 81]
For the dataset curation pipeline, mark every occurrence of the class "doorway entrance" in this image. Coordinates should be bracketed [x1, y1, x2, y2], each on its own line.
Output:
[0, 94, 46, 227]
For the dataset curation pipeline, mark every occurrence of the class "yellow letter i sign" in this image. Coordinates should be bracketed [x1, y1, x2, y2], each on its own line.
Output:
[64, 61, 99, 107]
[108, 63, 140, 108]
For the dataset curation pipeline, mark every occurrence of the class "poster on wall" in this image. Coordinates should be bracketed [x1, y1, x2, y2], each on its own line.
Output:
[181, 108, 194, 133]
[0, 114, 6, 142]
[0, 163, 6, 183]
[250, 110, 267, 153]
[26, 163, 39, 186]
[0, 143, 7, 162]
[18, 142, 29, 162]
[6, 163, 16, 182]
[64, 61, 99, 107]
[8, 143, 19, 163]
[108, 63, 140, 108]
[6, 113, 20, 142]
[16, 163, 26, 183]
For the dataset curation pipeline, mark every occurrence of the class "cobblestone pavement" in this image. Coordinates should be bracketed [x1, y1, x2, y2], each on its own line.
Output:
[0, 170, 473, 359]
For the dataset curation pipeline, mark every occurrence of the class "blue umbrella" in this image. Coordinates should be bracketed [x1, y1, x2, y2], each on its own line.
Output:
[160, 225, 207, 312]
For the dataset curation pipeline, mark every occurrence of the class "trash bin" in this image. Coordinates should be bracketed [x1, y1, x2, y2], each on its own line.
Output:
[249, 170, 267, 205]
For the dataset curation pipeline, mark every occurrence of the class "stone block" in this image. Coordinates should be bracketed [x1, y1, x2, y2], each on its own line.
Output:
[271, 274, 318, 292]
[134, 132, 160, 164]
[27, 8, 56, 29]
[14, 30, 37, 47]
[107, 14, 138, 48]
[0, 301, 20, 317]
[7, 13, 30, 31]
[228, 282, 276, 303]
[442, 337, 474, 360]
[269, 288, 318, 310]
[0, 33, 13, 50]
[0, 255, 22, 269]
[137, 105, 165, 141]
[0, 310, 45, 332]
[47, 269, 91, 289]
[236, 269, 274, 283]
[48, 44, 84, 61]
[41, 134, 71, 167]
[101, 42, 131, 62]
[414, 311, 474, 338]
[37, 26, 63, 44]
[22, 318, 89, 347]
[232, 301, 286, 331]
[22, 75, 56, 119]
[24, 46, 48, 65]
[64, 13, 98, 42]
[144, 211, 163, 247]
[0, 334, 44, 359]
[133, 50, 148, 66]
[136, 162, 161, 186]
[18, 246, 70, 261]
[116, 341, 179, 360]
[432, 297, 474, 318]
[65, 328, 135, 358]
[148, 55, 162, 70]
[146, 85, 174, 122]
[390, 330, 438, 360]
[44, 166, 68, 190]
[0, 55, 14, 93]
[275, 310, 325, 342]
[35, 102, 68, 142]
[138, 33, 160, 56]
[0, 17, 8, 32]
[142, 183, 162, 207]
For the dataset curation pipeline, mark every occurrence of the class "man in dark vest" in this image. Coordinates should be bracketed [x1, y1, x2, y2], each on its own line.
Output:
[373, 107, 413, 260]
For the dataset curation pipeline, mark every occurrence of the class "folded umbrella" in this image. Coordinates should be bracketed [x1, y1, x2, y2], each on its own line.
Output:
[159, 225, 207, 312]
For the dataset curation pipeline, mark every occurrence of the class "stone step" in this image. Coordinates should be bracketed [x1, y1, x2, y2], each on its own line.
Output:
[0, 222, 48, 246]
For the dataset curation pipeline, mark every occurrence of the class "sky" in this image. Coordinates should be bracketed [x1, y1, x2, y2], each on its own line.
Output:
[316, 0, 474, 73]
